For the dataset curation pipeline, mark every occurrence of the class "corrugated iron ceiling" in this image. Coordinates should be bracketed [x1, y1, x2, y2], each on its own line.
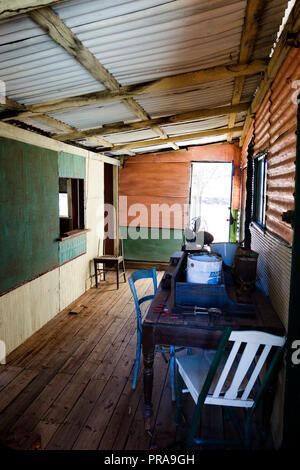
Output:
[0, 0, 291, 154]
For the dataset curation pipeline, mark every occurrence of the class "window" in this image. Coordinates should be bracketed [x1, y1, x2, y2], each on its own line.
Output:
[253, 152, 268, 227]
[59, 177, 84, 236]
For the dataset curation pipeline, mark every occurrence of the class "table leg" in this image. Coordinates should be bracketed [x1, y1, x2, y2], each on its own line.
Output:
[143, 349, 154, 428]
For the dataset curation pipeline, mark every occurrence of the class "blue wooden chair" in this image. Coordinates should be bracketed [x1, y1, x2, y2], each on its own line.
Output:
[175, 327, 286, 449]
[129, 268, 189, 400]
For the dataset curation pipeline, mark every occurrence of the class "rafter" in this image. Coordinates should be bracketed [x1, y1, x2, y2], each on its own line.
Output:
[1, 60, 267, 122]
[0, 99, 113, 149]
[51, 103, 250, 142]
[227, 0, 266, 142]
[99, 126, 244, 152]
[0, 0, 64, 19]
[28, 7, 177, 148]
[240, 0, 300, 145]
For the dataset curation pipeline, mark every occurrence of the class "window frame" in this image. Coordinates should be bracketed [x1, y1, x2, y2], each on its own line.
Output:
[59, 177, 85, 237]
[252, 151, 268, 228]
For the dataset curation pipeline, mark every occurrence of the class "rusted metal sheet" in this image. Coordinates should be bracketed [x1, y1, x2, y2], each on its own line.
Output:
[266, 47, 300, 243]
[240, 121, 254, 169]
[252, 47, 300, 244]
[254, 90, 271, 152]
[250, 224, 291, 329]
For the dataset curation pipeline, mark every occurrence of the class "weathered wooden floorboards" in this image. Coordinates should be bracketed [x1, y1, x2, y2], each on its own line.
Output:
[0, 270, 271, 451]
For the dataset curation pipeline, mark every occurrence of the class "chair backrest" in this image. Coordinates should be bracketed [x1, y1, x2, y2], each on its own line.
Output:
[101, 237, 123, 256]
[204, 328, 286, 409]
[128, 268, 157, 332]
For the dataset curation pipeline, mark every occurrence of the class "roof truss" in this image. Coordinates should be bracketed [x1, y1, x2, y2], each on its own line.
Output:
[1, 60, 266, 122]
[227, 0, 266, 142]
[52, 102, 250, 142]
[0, 0, 65, 19]
[240, 0, 300, 145]
[0, 0, 296, 156]
[28, 7, 179, 150]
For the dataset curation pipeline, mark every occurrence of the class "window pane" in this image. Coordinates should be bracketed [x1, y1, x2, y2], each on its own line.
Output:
[59, 193, 69, 217]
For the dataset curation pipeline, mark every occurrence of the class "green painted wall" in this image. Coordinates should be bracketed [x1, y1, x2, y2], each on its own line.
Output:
[59, 233, 87, 265]
[120, 226, 184, 262]
[230, 209, 239, 242]
[58, 152, 85, 179]
[58, 151, 86, 264]
[0, 137, 59, 294]
[0, 138, 87, 295]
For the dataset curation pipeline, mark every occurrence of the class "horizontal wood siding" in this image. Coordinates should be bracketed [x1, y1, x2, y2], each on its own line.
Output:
[119, 144, 241, 261]
[119, 143, 242, 229]
[119, 162, 189, 229]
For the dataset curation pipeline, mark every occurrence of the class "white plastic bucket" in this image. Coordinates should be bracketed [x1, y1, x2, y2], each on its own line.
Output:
[210, 243, 239, 267]
[186, 254, 222, 284]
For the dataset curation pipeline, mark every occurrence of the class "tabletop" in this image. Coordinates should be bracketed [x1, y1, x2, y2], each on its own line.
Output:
[143, 261, 284, 342]
[141, 257, 285, 423]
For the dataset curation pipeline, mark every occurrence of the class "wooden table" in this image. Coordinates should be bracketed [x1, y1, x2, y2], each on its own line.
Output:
[141, 262, 285, 425]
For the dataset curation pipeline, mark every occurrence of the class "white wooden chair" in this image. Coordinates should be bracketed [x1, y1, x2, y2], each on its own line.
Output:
[175, 327, 286, 449]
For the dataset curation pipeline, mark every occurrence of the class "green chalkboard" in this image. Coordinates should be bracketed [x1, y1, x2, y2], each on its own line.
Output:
[0, 138, 60, 294]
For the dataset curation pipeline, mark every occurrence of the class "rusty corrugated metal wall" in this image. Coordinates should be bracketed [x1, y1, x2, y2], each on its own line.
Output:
[250, 224, 292, 329]
[254, 47, 300, 245]
[239, 46, 300, 328]
[241, 121, 254, 169]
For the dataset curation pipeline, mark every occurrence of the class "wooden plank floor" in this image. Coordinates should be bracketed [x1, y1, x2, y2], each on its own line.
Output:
[0, 270, 273, 451]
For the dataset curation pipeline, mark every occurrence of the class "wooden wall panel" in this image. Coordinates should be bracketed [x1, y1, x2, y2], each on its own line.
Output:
[0, 137, 59, 295]
[119, 162, 189, 198]
[0, 126, 105, 355]
[119, 143, 242, 229]
[119, 162, 189, 229]
[120, 195, 188, 229]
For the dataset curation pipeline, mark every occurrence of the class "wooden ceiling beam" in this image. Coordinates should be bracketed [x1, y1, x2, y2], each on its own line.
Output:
[100, 126, 244, 152]
[1, 60, 266, 122]
[51, 103, 250, 142]
[29, 7, 120, 91]
[227, 0, 266, 142]
[0, 0, 64, 19]
[28, 7, 175, 147]
[0, 99, 112, 148]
